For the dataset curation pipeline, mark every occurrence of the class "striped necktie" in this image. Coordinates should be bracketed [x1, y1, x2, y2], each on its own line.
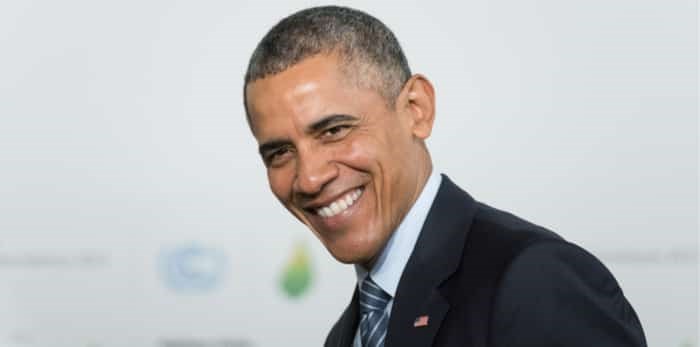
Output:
[359, 276, 391, 347]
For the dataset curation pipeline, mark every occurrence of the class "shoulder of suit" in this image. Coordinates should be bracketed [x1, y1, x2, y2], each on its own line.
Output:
[470, 202, 563, 247]
[467, 202, 614, 285]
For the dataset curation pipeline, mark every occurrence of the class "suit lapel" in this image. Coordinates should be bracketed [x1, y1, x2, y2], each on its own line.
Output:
[333, 289, 360, 347]
[384, 175, 477, 347]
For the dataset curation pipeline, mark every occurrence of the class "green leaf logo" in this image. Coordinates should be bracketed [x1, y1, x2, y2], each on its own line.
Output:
[280, 242, 313, 298]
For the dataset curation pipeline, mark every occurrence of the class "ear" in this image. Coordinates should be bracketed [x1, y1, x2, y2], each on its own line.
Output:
[396, 74, 436, 140]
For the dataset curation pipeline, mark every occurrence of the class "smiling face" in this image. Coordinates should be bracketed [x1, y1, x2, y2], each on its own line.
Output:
[245, 53, 435, 267]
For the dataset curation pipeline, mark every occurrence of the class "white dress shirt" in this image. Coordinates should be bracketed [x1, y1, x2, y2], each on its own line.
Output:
[352, 170, 442, 346]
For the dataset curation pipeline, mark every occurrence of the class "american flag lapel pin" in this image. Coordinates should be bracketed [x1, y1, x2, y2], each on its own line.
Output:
[413, 315, 429, 327]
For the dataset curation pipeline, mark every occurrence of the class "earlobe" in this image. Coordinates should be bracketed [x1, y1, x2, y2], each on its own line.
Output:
[404, 74, 436, 140]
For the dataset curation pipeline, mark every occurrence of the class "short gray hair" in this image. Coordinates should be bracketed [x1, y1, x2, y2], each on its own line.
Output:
[244, 6, 412, 111]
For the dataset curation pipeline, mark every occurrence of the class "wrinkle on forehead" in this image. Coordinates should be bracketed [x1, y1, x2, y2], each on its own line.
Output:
[288, 80, 319, 98]
[284, 80, 323, 121]
[247, 53, 388, 140]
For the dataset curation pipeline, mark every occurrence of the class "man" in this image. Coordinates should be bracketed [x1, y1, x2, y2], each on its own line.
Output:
[243, 5, 647, 347]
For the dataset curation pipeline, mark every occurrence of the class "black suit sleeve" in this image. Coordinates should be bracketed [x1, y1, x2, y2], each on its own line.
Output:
[490, 240, 647, 347]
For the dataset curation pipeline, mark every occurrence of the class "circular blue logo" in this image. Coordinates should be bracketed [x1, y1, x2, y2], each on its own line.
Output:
[159, 244, 228, 293]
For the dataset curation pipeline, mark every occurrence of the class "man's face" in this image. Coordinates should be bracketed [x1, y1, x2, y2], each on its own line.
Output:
[245, 54, 431, 266]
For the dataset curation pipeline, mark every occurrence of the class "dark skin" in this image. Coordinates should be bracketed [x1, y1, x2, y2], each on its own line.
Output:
[246, 53, 436, 268]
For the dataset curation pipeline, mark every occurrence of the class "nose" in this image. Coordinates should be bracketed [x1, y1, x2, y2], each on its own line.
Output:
[293, 147, 338, 197]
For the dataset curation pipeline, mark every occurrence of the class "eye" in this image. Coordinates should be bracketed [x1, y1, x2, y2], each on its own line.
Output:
[265, 146, 293, 167]
[320, 124, 352, 140]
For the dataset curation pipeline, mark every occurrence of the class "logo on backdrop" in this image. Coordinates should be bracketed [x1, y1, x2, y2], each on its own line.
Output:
[159, 243, 228, 293]
[280, 242, 313, 298]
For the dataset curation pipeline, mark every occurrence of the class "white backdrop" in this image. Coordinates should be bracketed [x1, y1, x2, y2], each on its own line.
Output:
[0, 1, 697, 347]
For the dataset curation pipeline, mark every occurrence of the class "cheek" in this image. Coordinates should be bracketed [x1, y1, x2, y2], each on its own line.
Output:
[340, 132, 384, 168]
[267, 167, 295, 203]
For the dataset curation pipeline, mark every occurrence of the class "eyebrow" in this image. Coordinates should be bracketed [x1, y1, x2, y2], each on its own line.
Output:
[258, 139, 292, 157]
[306, 114, 358, 134]
[258, 114, 359, 156]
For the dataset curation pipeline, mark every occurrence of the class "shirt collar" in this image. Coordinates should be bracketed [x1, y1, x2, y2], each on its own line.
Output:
[354, 170, 442, 297]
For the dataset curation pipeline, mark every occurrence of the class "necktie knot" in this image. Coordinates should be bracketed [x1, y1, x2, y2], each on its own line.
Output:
[359, 276, 391, 315]
[358, 276, 391, 347]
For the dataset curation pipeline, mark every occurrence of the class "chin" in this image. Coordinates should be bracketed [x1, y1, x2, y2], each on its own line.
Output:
[329, 253, 361, 265]
[323, 237, 383, 266]
[324, 246, 366, 265]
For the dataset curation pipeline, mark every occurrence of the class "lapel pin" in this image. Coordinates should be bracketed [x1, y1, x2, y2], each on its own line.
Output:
[413, 315, 429, 327]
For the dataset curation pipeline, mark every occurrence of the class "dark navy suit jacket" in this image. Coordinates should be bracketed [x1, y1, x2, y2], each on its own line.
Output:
[325, 175, 646, 347]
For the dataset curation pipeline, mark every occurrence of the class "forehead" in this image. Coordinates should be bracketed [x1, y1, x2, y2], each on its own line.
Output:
[245, 54, 383, 140]
[246, 55, 344, 132]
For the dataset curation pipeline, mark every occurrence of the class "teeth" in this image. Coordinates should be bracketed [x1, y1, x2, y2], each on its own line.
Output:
[330, 202, 341, 214]
[316, 188, 363, 218]
[322, 207, 332, 217]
